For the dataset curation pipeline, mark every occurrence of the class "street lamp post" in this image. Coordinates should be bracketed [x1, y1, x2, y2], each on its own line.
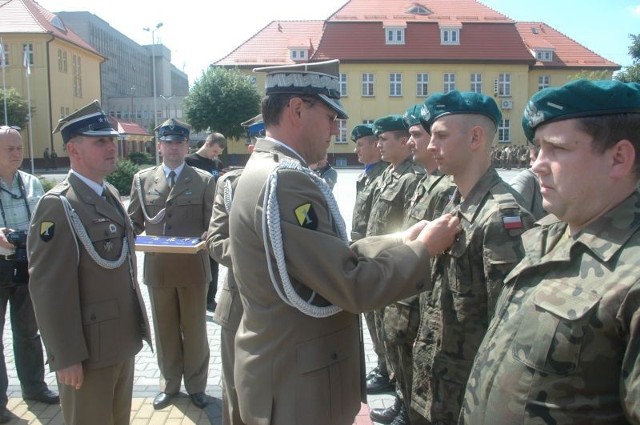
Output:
[143, 22, 163, 165]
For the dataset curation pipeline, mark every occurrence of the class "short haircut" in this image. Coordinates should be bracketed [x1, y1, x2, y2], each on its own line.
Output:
[575, 113, 640, 177]
[261, 94, 317, 127]
[207, 132, 226, 149]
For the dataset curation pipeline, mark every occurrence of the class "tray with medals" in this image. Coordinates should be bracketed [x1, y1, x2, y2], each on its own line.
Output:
[134, 235, 206, 254]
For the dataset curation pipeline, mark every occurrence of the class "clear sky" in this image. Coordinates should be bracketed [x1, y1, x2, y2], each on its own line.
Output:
[36, 0, 640, 84]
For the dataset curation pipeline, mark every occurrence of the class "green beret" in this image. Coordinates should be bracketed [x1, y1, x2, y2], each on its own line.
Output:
[403, 104, 423, 128]
[351, 124, 374, 142]
[420, 91, 502, 131]
[523, 79, 640, 141]
[373, 114, 407, 136]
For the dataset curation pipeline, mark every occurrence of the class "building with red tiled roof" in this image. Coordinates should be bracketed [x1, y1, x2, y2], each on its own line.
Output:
[0, 0, 106, 167]
[215, 0, 619, 165]
[108, 116, 154, 158]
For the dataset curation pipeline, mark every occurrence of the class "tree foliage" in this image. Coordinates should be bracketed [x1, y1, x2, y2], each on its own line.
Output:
[184, 67, 261, 140]
[0, 88, 29, 129]
[615, 34, 640, 83]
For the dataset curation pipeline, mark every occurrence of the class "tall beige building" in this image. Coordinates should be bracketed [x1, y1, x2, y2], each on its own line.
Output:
[215, 0, 619, 165]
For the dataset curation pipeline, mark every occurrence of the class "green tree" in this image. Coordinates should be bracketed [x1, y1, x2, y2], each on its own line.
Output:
[0, 88, 29, 128]
[615, 34, 640, 83]
[184, 67, 261, 139]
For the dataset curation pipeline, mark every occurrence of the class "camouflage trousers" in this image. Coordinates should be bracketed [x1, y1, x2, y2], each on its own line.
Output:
[383, 295, 427, 423]
[364, 309, 388, 375]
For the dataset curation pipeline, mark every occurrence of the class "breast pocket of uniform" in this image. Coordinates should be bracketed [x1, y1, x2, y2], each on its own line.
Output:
[144, 193, 165, 216]
[176, 196, 203, 219]
[82, 299, 120, 363]
[447, 230, 472, 295]
[512, 281, 600, 375]
[86, 221, 124, 260]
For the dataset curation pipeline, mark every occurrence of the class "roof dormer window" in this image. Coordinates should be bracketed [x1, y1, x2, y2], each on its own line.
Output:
[385, 27, 405, 45]
[535, 49, 554, 62]
[407, 4, 432, 15]
[441, 28, 460, 45]
[290, 49, 307, 61]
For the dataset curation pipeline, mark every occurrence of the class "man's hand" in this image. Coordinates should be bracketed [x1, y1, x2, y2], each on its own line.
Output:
[56, 363, 84, 390]
[0, 228, 15, 250]
[416, 214, 461, 257]
[401, 221, 428, 244]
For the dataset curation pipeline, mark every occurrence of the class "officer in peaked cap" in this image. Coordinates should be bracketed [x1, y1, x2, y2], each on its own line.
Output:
[52, 100, 119, 144]
[156, 118, 190, 141]
[128, 115, 215, 411]
[29, 99, 151, 425]
[254, 59, 348, 121]
[410, 90, 534, 425]
[227, 59, 459, 425]
[241, 114, 265, 143]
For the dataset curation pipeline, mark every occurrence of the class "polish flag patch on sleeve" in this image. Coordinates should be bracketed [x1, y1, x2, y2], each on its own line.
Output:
[502, 215, 523, 230]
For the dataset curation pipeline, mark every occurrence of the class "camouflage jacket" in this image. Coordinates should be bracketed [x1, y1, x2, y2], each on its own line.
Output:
[460, 189, 640, 425]
[350, 161, 388, 241]
[412, 167, 535, 424]
[404, 172, 457, 227]
[366, 157, 425, 236]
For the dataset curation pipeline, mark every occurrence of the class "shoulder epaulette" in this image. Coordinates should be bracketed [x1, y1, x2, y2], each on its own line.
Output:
[46, 181, 70, 196]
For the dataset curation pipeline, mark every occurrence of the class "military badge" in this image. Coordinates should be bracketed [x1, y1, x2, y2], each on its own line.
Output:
[294, 203, 318, 230]
[109, 223, 117, 233]
[40, 221, 55, 242]
[502, 215, 523, 230]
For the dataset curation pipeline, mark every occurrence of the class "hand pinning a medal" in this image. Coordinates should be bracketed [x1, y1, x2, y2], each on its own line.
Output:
[403, 213, 461, 257]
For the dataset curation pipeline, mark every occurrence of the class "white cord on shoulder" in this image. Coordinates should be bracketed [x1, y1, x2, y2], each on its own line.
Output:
[59, 195, 128, 269]
[135, 174, 165, 224]
[223, 178, 233, 214]
[262, 157, 347, 318]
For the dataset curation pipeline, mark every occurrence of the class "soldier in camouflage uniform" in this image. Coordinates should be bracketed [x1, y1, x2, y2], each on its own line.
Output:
[367, 114, 425, 424]
[461, 80, 640, 424]
[411, 91, 535, 424]
[400, 104, 456, 424]
[349, 124, 391, 395]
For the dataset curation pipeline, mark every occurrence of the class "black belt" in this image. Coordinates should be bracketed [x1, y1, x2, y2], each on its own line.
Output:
[0, 254, 15, 261]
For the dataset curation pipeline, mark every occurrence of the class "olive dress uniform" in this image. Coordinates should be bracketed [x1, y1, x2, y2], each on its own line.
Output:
[229, 138, 435, 425]
[28, 174, 152, 425]
[206, 169, 245, 425]
[128, 164, 215, 396]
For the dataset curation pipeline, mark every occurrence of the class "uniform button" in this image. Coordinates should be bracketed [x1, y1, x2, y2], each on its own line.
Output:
[330, 353, 338, 361]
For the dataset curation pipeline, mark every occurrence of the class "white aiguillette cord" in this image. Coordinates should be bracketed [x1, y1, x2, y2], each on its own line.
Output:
[262, 157, 347, 318]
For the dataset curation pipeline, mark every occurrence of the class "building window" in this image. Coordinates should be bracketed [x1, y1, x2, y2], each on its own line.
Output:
[416, 73, 429, 97]
[22, 43, 33, 66]
[538, 75, 550, 91]
[385, 28, 405, 45]
[362, 73, 374, 97]
[340, 73, 348, 97]
[362, 119, 374, 125]
[498, 119, 510, 143]
[444, 73, 456, 93]
[389, 73, 402, 97]
[57, 49, 63, 72]
[72, 55, 82, 98]
[290, 49, 307, 61]
[1, 43, 9, 66]
[335, 120, 348, 144]
[498, 73, 511, 96]
[441, 28, 460, 45]
[535, 50, 553, 62]
[470, 73, 482, 93]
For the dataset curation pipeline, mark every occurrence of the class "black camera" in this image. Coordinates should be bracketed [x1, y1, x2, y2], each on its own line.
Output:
[5, 230, 28, 262]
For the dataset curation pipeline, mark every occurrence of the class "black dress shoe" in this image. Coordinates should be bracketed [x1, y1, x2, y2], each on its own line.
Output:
[0, 408, 10, 424]
[366, 366, 381, 380]
[389, 405, 409, 425]
[370, 397, 401, 424]
[23, 388, 60, 404]
[153, 392, 176, 410]
[366, 371, 394, 394]
[190, 392, 210, 409]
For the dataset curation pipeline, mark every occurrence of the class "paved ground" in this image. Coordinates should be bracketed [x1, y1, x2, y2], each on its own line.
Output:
[2, 168, 522, 424]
